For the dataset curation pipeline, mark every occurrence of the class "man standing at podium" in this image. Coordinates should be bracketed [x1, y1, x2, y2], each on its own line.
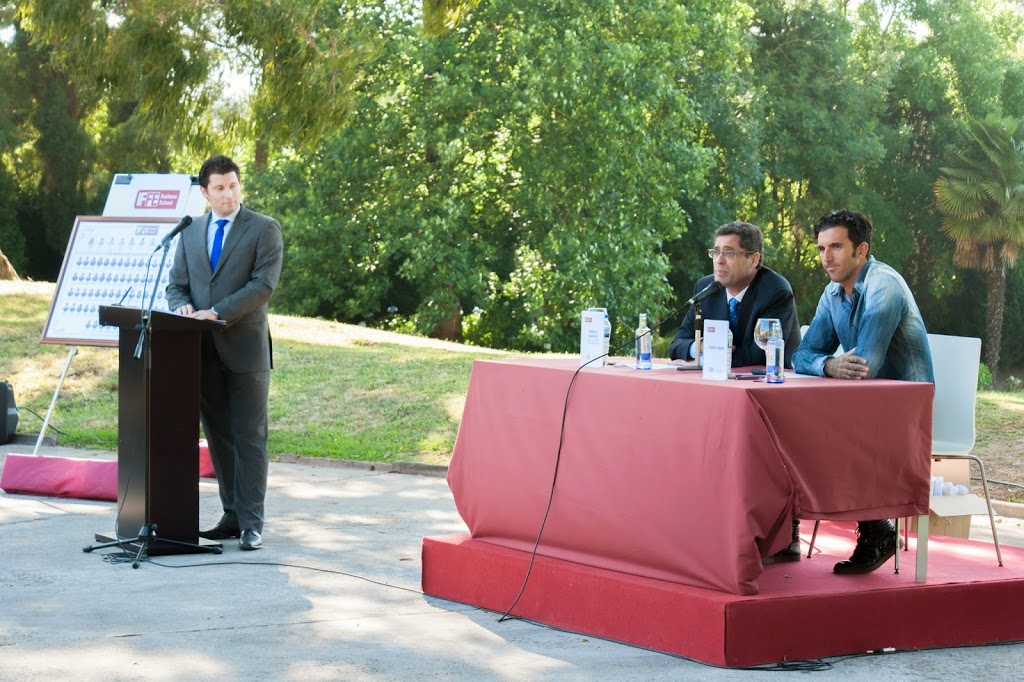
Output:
[167, 155, 284, 551]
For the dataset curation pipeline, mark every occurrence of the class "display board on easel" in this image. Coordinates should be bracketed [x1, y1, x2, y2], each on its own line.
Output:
[40, 216, 184, 347]
[20, 173, 208, 455]
[102, 173, 207, 218]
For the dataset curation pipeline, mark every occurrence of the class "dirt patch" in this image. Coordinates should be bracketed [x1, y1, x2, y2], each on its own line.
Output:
[970, 443, 1024, 504]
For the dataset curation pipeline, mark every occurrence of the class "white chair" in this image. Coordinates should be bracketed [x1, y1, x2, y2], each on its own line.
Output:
[806, 334, 1002, 579]
[925, 334, 1002, 567]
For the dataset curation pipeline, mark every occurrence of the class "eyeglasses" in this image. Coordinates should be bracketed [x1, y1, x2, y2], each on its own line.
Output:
[707, 248, 755, 260]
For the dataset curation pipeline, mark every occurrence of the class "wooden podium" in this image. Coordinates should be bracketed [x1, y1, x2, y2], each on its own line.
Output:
[92, 305, 225, 556]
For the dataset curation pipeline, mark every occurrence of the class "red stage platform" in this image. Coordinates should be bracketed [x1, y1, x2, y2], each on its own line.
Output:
[422, 521, 1024, 667]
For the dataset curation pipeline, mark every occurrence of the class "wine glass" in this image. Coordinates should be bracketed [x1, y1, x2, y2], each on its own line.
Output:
[753, 318, 781, 354]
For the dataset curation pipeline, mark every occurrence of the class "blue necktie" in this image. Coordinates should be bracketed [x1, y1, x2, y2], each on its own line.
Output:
[210, 219, 227, 271]
[728, 297, 739, 329]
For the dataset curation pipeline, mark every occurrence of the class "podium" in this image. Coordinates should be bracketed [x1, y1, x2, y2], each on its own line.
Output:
[94, 305, 225, 555]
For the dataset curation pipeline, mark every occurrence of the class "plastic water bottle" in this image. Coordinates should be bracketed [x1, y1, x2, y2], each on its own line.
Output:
[766, 336, 785, 383]
[601, 310, 611, 358]
[635, 314, 653, 370]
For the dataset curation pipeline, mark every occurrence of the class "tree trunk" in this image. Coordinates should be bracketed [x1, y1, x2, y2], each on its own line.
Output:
[0, 249, 19, 280]
[254, 140, 269, 171]
[985, 266, 1006, 380]
[429, 285, 463, 341]
[431, 307, 463, 341]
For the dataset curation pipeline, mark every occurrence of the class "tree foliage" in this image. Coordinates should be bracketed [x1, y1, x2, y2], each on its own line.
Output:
[16, 0, 380, 159]
[2, 0, 1024, 362]
[935, 116, 1024, 376]
[254, 0, 738, 350]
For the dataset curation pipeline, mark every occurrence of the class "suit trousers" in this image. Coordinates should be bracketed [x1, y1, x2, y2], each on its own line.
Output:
[199, 332, 271, 533]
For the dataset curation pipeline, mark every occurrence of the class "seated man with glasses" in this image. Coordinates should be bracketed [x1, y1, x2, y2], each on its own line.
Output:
[669, 220, 801, 369]
[669, 220, 803, 564]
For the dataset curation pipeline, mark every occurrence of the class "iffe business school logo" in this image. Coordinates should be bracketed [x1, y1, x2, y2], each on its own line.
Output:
[134, 190, 180, 210]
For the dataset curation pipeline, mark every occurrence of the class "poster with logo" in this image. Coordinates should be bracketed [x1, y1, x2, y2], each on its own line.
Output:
[101, 173, 207, 218]
[41, 217, 185, 347]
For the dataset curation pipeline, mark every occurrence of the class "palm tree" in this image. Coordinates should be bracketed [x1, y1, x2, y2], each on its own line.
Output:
[934, 117, 1024, 379]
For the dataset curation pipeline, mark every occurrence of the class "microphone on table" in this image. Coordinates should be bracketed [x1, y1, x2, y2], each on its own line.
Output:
[684, 280, 724, 307]
[153, 216, 193, 252]
[676, 280, 723, 372]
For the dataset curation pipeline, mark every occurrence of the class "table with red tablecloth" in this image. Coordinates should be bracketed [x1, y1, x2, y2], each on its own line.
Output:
[446, 358, 933, 595]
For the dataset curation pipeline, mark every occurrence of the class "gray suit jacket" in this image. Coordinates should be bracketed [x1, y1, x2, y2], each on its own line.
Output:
[167, 205, 284, 373]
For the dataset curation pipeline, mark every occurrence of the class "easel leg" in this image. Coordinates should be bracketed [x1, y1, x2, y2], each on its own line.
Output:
[33, 345, 78, 455]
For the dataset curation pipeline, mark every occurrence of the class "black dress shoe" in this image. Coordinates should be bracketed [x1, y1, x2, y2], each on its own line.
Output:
[199, 519, 241, 540]
[763, 519, 802, 564]
[834, 522, 901, 575]
[239, 529, 262, 551]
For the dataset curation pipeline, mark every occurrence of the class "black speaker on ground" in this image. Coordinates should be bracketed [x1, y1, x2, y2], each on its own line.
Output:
[1, 381, 18, 444]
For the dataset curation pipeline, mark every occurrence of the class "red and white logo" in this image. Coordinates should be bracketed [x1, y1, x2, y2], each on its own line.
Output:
[134, 190, 181, 209]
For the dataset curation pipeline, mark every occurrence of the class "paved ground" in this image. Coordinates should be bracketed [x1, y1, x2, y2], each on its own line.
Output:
[2, 440, 1023, 681]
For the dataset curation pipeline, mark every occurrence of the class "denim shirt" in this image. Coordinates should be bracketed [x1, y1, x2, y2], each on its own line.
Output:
[793, 257, 934, 382]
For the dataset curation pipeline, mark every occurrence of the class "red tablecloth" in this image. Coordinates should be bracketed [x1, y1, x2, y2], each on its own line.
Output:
[447, 358, 933, 595]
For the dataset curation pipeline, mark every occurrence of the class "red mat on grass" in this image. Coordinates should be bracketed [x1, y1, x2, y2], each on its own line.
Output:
[0, 453, 117, 501]
[199, 439, 216, 479]
[422, 521, 1024, 667]
[1, 441, 215, 502]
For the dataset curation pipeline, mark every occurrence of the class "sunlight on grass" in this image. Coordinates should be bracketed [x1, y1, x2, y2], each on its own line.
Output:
[979, 391, 1024, 412]
[443, 394, 465, 422]
[8, 284, 1020, 471]
[4, 288, 492, 462]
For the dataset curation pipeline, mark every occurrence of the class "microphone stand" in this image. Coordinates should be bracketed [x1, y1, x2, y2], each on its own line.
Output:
[676, 301, 704, 371]
[134, 241, 173, 359]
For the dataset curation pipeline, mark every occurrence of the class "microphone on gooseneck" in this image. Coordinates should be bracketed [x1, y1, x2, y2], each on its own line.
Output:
[115, 286, 132, 306]
[684, 280, 724, 308]
[153, 216, 193, 252]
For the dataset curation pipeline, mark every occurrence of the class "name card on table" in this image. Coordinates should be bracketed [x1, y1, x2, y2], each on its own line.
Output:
[579, 309, 606, 367]
[702, 319, 731, 381]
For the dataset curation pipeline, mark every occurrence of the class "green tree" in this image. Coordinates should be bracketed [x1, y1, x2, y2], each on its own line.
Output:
[422, 0, 482, 35]
[935, 117, 1024, 378]
[11, 23, 98, 278]
[0, 7, 26, 272]
[255, 0, 736, 350]
[734, 0, 891, 322]
[17, 0, 380, 166]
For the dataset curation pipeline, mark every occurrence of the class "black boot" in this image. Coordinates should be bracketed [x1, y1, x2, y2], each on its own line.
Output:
[763, 519, 802, 564]
[833, 520, 900, 575]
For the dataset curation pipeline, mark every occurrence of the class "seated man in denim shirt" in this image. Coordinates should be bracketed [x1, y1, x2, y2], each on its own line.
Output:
[793, 209, 934, 575]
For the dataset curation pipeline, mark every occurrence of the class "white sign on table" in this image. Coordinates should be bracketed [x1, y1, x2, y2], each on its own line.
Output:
[702, 319, 731, 381]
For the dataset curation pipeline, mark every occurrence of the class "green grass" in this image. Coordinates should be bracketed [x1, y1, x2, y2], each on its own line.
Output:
[1, 285, 506, 464]
[974, 390, 1024, 502]
[268, 340, 483, 463]
[3, 284, 1023, 479]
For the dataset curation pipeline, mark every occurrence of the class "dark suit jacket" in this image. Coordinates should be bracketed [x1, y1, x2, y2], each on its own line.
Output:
[668, 266, 801, 368]
[166, 205, 284, 373]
